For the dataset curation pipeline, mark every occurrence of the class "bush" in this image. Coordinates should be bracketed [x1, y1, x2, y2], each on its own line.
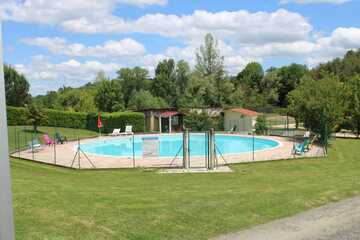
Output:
[7, 106, 145, 133]
[6, 106, 28, 125]
[43, 109, 87, 129]
[184, 112, 219, 131]
[255, 115, 268, 135]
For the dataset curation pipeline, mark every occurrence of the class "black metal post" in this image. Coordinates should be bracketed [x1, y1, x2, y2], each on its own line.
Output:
[252, 131, 255, 161]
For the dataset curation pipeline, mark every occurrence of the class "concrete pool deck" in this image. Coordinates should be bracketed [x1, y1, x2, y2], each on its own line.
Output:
[11, 134, 325, 169]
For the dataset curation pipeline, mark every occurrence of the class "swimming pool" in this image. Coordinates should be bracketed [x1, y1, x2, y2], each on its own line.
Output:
[81, 134, 280, 157]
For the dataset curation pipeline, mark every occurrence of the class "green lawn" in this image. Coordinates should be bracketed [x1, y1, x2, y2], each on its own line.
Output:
[9, 137, 360, 240]
[8, 126, 97, 152]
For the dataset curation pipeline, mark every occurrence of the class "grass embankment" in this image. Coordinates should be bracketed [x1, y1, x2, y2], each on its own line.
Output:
[9, 136, 360, 240]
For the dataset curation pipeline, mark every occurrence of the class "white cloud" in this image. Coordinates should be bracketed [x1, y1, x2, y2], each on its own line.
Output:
[1, 2, 312, 44]
[22, 37, 146, 58]
[61, 9, 312, 44]
[118, 0, 167, 7]
[280, 0, 350, 4]
[15, 55, 121, 95]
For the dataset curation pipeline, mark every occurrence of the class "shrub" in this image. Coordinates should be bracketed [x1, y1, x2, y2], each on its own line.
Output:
[43, 109, 87, 129]
[184, 112, 219, 131]
[255, 115, 268, 135]
[7, 106, 145, 133]
[6, 106, 28, 125]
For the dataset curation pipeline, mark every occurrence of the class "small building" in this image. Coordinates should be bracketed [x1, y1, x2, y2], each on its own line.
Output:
[223, 108, 261, 133]
[140, 108, 184, 133]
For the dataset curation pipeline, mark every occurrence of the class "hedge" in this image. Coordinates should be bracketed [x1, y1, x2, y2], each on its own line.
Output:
[6, 106, 28, 125]
[44, 109, 88, 129]
[6, 106, 145, 133]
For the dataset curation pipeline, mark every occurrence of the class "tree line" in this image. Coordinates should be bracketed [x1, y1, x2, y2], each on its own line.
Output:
[5, 33, 360, 138]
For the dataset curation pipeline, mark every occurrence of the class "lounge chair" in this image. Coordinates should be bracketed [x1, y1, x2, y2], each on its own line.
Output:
[55, 132, 68, 144]
[293, 138, 310, 155]
[28, 139, 42, 152]
[120, 125, 133, 135]
[43, 134, 55, 146]
[110, 128, 121, 136]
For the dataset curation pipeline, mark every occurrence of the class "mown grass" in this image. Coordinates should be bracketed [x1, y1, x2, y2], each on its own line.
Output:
[8, 126, 97, 152]
[9, 136, 360, 240]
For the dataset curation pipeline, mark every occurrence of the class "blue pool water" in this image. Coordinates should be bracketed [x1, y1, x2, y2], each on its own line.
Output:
[81, 134, 279, 157]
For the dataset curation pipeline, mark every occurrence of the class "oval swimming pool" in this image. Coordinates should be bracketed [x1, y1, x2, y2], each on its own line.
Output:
[81, 134, 280, 157]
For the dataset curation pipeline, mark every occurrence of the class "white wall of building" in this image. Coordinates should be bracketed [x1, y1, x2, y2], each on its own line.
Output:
[224, 111, 257, 133]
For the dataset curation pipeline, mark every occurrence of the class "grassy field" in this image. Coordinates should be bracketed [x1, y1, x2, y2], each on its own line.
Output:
[9, 136, 360, 240]
[8, 126, 97, 152]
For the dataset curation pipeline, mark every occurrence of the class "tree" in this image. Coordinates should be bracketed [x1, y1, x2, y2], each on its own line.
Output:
[117, 67, 150, 107]
[184, 111, 216, 131]
[128, 90, 168, 110]
[277, 64, 309, 107]
[151, 59, 177, 105]
[236, 62, 264, 89]
[195, 33, 224, 77]
[312, 49, 360, 82]
[288, 75, 346, 142]
[94, 79, 124, 112]
[4, 64, 31, 106]
[346, 75, 360, 137]
[176, 60, 191, 94]
[25, 104, 47, 132]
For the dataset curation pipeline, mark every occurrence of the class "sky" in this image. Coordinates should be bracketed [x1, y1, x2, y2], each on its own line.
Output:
[1, 0, 360, 95]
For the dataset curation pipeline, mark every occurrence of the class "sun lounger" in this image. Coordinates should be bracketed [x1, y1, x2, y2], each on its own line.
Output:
[110, 128, 121, 136]
[43, 134, 55, 146]
[120, 125, 133, 135]
[293, 138, 310, 155]
[28, 139, 42, 152]
[55, 132, 68, 144]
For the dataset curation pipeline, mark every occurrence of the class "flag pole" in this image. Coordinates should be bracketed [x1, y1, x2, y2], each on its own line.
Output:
[0, 21, 16, 240]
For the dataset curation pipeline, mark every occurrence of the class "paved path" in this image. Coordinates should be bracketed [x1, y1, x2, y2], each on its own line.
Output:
[214, 196, 360, 240]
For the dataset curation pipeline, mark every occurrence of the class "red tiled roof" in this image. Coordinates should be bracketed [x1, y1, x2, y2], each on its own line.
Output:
[160, 111, 181, 118]
[226, 108, 261, 117]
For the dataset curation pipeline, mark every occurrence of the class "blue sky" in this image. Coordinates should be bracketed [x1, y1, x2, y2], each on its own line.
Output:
[1, 0, 360, 95]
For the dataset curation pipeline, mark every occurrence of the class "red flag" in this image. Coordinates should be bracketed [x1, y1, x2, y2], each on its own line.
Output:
[97, 112, 102, 128]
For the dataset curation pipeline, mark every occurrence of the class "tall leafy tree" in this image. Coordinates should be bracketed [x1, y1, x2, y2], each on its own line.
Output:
[128, 90, 168, 110]
[346, 75, 360, 137]
[4, 64, 31, 106]
[236, 62, 264, 89]
[117, 67, 149, 107]
[195, 33, 224, 77]
[151, 59, 177, 105]
[176, 60, 190, 94]
[288, 75, 346, 142]
[277, 63, 308, 107]
[94, 79, 124, 112]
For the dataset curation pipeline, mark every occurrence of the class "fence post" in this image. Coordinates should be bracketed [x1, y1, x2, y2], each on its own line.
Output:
[53, 128, 57, 165]
[77, 136, 81, 169]
[17, 131, 20, 158]
[132, 134, 136, 168]
[208, 128, 215, 170]
[183, 128, 189, 169]
[252, 130, 255, 162]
